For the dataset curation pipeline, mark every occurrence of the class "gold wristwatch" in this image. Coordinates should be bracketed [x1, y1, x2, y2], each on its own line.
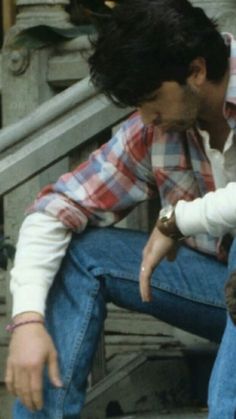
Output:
[156, 204, 184, 240]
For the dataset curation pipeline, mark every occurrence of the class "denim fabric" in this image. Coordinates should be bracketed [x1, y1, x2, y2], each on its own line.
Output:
[208, 238, 236, 419]
[14, 227, 234, 419]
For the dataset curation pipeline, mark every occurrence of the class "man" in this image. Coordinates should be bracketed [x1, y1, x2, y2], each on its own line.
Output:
[5, 0, 236, 417]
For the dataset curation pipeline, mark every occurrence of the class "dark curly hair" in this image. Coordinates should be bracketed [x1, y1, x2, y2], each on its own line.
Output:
[89, 0, 229, 107]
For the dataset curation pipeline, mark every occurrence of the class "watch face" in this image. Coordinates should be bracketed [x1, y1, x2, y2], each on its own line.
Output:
[159, 205, 174, 222]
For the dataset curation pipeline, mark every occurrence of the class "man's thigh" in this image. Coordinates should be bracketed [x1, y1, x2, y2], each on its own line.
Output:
[72, 227, 227, 341]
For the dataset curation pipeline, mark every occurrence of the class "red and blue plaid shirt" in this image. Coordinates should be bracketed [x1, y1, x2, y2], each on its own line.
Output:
[28, 33, 236, 258]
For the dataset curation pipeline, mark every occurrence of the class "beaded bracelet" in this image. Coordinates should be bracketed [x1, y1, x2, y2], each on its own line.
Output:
[5, 319, 44, 333]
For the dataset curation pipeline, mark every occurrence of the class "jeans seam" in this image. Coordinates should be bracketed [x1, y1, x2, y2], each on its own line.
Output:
[154, 284, 226, 309]
[54, 282, 100, 419]
[93, 267, 138, 281]
[93, 267, 226, 309]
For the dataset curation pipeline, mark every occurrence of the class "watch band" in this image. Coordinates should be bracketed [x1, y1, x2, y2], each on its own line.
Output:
[156, 205, 184, 240]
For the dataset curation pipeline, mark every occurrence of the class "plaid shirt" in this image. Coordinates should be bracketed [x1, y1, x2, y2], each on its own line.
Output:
[28, 33, 236, 259]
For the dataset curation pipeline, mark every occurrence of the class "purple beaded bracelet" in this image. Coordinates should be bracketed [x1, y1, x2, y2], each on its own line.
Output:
[6, 319, 44, 333]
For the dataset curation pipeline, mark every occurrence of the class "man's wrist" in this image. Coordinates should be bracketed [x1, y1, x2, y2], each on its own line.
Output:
[13, 311, 44, 322]
[7, 312, 45, 333]
[156, 205, 184, 240]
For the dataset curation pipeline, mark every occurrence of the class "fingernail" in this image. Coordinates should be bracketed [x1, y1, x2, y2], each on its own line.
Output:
[54, 378, 63, 387]
[55, 380, 63, 387]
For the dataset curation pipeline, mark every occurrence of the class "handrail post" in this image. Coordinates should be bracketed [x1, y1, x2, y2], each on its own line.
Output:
[3, 0, 72, 126]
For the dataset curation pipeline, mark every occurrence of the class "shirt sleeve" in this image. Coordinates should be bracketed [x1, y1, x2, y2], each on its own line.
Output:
[27, 113, 157, 230]
[11, 212, 71, 317]
[10, 113, 157, 317]
[175, 182, 236, 237]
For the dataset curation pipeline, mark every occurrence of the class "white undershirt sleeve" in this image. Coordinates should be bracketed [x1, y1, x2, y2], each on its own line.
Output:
[10, 212, 72, 317]
[175, 182, 236, 238]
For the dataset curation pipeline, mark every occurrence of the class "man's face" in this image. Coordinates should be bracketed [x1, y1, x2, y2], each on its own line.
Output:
[138, 81, 201, 133]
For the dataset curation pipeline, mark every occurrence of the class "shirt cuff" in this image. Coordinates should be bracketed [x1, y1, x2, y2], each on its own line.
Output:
[12, 284, 49, 317]
[175, 198, 208, 237]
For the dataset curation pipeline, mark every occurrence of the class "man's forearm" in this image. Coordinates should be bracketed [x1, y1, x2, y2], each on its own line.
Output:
[175, 182, 236, 237]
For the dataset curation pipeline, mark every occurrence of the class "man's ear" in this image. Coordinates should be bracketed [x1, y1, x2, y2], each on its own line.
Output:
[187, 57, 207, 88]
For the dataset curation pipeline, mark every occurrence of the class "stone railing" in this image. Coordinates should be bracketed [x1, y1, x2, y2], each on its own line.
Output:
[0, 76, 130, 195]
[191, 0, 236, 33]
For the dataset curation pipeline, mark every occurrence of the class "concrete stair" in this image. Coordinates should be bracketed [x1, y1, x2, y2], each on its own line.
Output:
[82, 347, 215, 419]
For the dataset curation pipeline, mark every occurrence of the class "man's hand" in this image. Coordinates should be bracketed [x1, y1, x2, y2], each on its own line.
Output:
[5, 312, 63, 412]
[139, 226, 177, 302]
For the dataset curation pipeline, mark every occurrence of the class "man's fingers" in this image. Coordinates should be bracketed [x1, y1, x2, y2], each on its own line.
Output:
[6, 360, 44, 411]
[5, 363, 16, 396]
[140, 240, 162, 302]
[30, 367, 43, 411]
[15, 369, 35, 412]
[139, 263, 153, 302]
[139, 229, 177, 303]
[48, 351, 63, 388]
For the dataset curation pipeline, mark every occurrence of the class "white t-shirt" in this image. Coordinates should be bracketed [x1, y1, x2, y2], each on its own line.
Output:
[175, 129, 236, 237]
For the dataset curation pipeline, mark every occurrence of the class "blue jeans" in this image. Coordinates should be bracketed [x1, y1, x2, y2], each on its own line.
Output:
[13, 227, 236, 418]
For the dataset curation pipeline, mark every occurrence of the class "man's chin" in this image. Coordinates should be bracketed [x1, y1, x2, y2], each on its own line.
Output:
[166, 124, 195, 133]
[166, 119, 197, 133]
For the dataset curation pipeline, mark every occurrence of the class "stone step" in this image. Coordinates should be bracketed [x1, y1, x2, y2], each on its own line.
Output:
[82, 350, 214, 419]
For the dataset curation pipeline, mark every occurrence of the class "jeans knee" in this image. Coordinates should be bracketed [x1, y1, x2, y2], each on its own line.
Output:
[70, 227, 115, 260]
